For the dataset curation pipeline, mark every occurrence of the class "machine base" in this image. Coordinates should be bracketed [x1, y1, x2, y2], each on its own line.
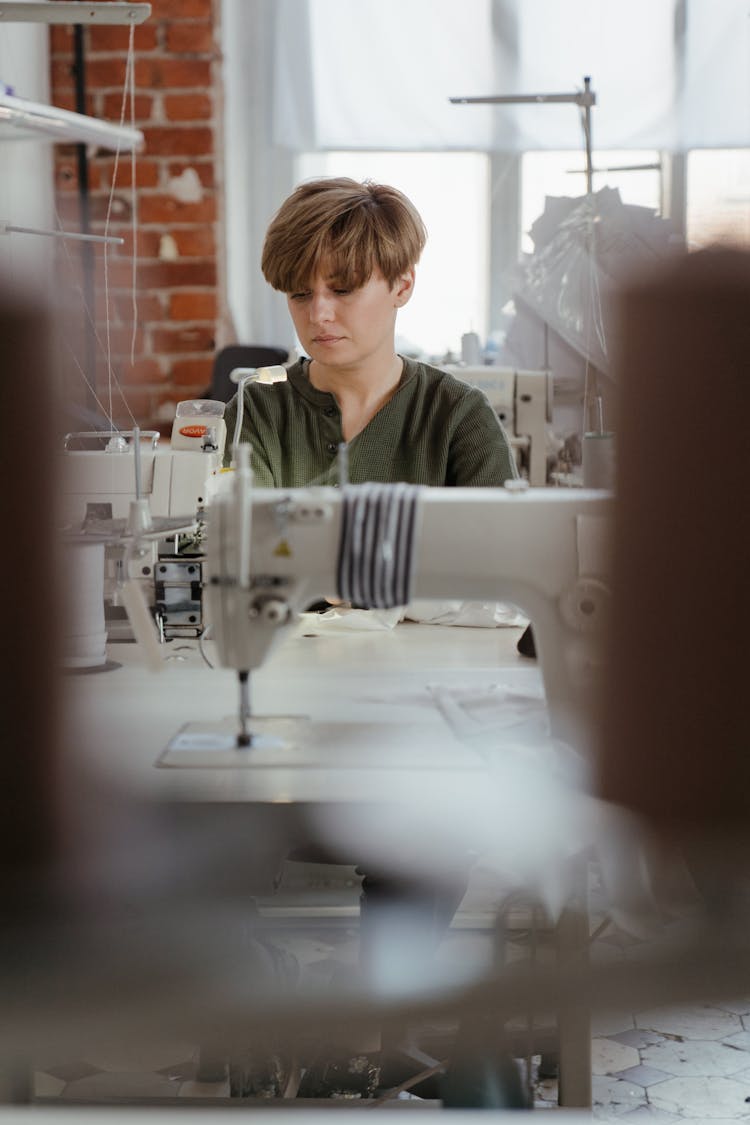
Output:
[157, 716, 474, 770]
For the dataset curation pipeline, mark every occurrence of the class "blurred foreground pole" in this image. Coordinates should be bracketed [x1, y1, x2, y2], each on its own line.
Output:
[0, 282, 61, 906]
[0, 282, 61, 1101]
[597, 248, 750, 895]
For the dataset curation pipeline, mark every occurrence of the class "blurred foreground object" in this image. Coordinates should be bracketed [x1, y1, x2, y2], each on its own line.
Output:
[0, 280, 61, 906]
[597, 248, 750, 880]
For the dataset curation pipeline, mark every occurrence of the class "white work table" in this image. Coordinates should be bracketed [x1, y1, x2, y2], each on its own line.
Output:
[59, 613, 595, 911]
[62, 617, 548, 807]
[51, 617, 596, 1108]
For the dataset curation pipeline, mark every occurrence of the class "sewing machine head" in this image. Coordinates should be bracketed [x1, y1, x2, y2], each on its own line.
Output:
[444, 365, 552, 486]
[59, 404, 227, 644]
[204, 470, 612, 757]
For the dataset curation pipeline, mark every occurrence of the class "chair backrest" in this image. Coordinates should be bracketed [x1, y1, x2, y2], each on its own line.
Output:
[208, 344, 290, 403]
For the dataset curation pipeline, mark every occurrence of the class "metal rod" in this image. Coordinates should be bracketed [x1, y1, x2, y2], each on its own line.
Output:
[450, 90, 596, 107]
[237, 670, 252, 748]
[73, 22, 98, 419]
[450, 75, 597, 194]
[582, 76, 594, 194]
[566, 164, 661, 175]
[0, 2, 151, 24]
[1, 222, 124, 245]
[132, 425, 142, 500]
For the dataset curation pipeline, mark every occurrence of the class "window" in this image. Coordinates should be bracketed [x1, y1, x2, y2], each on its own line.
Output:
[687, 149, 750, 248]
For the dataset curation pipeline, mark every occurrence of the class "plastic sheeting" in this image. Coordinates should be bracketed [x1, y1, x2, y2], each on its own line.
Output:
[505, 186, 684, 377]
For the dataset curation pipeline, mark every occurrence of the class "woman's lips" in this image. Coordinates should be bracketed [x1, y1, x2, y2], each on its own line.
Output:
[313, 334, 343, 343]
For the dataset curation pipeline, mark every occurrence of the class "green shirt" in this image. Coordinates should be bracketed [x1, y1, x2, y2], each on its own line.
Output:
[223, 356, 517, 487]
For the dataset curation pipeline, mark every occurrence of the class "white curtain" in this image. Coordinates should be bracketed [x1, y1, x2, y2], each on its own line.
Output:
[222, 0, 297, 347]
[272, 0, 750, 152]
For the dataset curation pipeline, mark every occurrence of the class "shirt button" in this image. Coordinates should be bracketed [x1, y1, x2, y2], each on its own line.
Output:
[326, 442, 338, 455]
[323, 406, 336, 417]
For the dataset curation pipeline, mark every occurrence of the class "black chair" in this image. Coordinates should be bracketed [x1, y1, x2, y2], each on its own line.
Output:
[205, 344, 290, 403]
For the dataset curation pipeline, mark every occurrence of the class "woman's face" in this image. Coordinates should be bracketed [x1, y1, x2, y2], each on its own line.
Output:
[286, 266, 414, 371]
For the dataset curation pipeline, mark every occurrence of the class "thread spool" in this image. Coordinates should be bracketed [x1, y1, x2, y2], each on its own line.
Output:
[461, 331, 481, 365]
[62, 540, 107, 669]
[582, 431, 616, 490]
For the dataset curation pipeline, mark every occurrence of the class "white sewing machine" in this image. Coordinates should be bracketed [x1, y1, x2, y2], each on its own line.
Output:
[444, 365, 552, 486]
[59, 401, 227, 640]
[203, 463, 611, 757]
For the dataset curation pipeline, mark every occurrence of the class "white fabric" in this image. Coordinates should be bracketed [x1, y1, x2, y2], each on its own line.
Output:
[273, 0, 495, 151]
[270, 0, 750, 152]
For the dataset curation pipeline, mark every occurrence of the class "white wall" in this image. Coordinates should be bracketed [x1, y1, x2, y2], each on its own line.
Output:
[0, 15, 55, 290]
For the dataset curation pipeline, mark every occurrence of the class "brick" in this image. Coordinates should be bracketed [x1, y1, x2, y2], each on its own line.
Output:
[118, 357, 164, 384]
[165, 22, 215, 54]
[113, 293, 164, 322]
[108, 260, 217, 290]
[84, 58, 129, 89]
[88, 24, 159, 53]
[55, 158, 103, 193]
[134, 58, 211, 89]
[95, 325, 146, 357]
[169, 291, 217, 320]
[150, 0, 214, 17]
[50, 58, 75, 90]
[151, 326, 216, 354]
[101, 93, 155, 124]
[93, 158, 160, 190]
[170, 228, 216, 257]
[141, 126, 213, 158]
[170, 357, 214, 387]
[117, 229, 163, 259]
[163, 93, 212, 121]
[66, 194, 133, 226]
[49, 90, 93, 114]
[139, 194, 216, 225]
[50, 25, 74, 54]
[168, 160, 215, 189]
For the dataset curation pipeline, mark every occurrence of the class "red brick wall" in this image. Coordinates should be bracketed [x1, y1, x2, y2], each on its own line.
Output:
[49, 0, 226, 433]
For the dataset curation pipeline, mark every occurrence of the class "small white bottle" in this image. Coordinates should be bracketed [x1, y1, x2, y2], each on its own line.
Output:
[170, 399, 227, 457]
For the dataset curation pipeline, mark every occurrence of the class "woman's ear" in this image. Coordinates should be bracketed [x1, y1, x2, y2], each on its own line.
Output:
[393, 268, 415, 308]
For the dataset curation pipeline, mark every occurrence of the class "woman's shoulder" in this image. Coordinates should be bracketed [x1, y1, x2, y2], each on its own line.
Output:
[402, 356, 488, 404]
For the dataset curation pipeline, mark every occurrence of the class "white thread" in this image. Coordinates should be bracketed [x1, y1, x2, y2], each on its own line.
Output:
[128, 28, 139, 367]
[55, 204, 137, 429]
[103, 22, 136, 430]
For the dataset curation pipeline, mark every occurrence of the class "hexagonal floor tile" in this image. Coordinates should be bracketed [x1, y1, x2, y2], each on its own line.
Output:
[635, 1005, 742, 1041]
[641, 1037, 750, 1078]
[592, 1038, 640, 1075]
[648, 1074, 750, 1119]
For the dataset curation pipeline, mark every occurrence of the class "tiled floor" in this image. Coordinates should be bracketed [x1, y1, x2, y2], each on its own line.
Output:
[29, 861, 750, 1118]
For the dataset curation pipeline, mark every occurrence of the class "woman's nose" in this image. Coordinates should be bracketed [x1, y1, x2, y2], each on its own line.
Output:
[309, 293, 335, 323]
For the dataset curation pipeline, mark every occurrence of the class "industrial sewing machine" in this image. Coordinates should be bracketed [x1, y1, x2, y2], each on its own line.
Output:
[59, 400, 227, 644]
[202, 456, 612, 758]
[444, 365, 552, 486]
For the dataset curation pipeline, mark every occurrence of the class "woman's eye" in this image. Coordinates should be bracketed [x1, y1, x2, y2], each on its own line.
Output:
[333, 288, 351, 296]
[290, 292, 310, 301]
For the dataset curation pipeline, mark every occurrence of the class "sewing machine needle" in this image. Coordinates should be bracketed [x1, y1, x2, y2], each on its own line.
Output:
[237, 669, 252, 747]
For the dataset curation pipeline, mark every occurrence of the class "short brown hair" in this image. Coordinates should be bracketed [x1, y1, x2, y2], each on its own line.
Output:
[261, 177, 427, 294]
